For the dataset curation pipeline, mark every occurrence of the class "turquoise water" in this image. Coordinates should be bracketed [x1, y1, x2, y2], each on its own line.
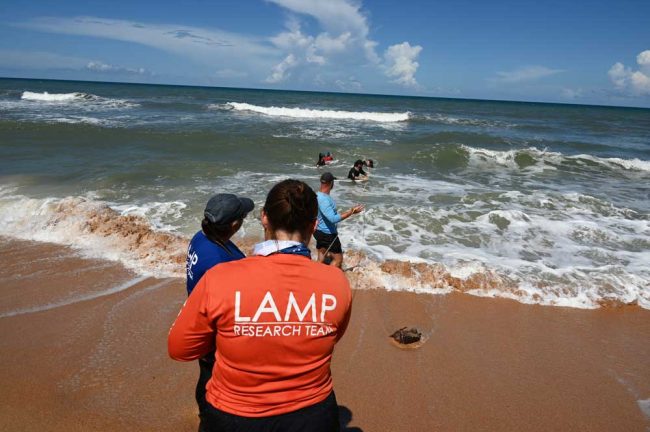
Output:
[1, 77, 649, 308]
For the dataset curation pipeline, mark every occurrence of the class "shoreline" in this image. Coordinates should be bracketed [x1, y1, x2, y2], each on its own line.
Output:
[0, 237, 649, 431]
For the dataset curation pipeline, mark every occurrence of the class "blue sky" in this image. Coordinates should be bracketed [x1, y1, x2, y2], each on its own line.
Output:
[1, 0, 649, 107]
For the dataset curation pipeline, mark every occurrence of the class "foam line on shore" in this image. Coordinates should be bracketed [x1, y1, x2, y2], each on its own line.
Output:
[0, 191, 187, 277]
[638, 399, 650, 419]
[0, 276, 149, 318]
[0, 187, 647, 310]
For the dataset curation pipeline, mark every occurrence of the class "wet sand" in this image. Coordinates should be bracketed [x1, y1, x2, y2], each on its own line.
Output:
[1, 237, 649, 431]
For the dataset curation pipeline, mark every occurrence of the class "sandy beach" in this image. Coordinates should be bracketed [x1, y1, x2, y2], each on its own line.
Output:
[1, 236, 649, 431]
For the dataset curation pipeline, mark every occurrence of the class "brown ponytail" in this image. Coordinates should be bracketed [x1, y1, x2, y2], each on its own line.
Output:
[264, 179, 318, 239]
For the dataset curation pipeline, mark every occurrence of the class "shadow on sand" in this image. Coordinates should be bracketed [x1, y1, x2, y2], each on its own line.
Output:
[339, 405, 363, 431]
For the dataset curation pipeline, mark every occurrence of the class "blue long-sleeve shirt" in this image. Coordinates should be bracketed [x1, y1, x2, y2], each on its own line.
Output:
[316, 191, 341, 234]
[185, 231, 245, 295]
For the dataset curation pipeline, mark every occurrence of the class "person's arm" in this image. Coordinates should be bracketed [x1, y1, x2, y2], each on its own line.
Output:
[339, 204, 364, 221]
[339, 207, 355, 221]
[168, 273, 217, 361]
[320, 196, 363, 224]
[319, 196, 342, 225]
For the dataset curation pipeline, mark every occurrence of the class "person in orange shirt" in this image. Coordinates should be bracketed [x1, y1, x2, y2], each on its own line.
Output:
[168, 179, 352, 432]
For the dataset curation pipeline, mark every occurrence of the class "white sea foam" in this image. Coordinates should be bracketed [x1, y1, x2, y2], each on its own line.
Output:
[335, 173, 650, 310]
[50, 116, 113, 126]
[427, 114, 512, 128]
[20, 91, 138, 109]
[1, 172, 648, 310]
[0, 276, 149, 318]
[22, 91, 83, 102]
[462, 145, 650, 173]
[570, 154, 650, 172]
[220, 102, 410, 122]
[0, 188, 187, 278]
[110, 201, 188, 232]
[639, 398, 650, 419]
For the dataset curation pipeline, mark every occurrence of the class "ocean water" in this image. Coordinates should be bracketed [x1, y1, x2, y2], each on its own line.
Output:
[1, 77, 649, 309]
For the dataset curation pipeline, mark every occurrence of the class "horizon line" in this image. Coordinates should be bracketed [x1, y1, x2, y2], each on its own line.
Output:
[1, 75, 649, 111]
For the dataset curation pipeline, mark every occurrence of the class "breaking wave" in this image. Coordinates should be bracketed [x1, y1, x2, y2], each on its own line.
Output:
[343, 252, 649, 310]
[213, 102, 410, 122]
[0, 186, 647, 310]
[0, 191, 187, 277]
[419, 144, 650, 173]
[22, 91, 85, 102]
[20, 91, 138, 109]
[424, 114, 514, 128]
[465, 145, 650, 173]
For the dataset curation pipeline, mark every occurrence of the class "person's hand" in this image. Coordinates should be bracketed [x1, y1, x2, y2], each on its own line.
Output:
[351, 204, 364, 214]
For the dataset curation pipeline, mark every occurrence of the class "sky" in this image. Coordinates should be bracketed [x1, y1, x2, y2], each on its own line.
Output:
[1, 0, 649, 107]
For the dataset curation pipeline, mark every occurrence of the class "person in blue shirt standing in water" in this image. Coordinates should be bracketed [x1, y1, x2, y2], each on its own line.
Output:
[185, 192, 254, 431]
[314, 172, 364, 269]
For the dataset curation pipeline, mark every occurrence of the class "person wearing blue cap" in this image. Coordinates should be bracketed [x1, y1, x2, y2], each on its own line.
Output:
[185, 192, 254, 431]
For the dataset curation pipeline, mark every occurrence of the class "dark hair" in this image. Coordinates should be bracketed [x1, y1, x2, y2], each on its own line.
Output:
[354, 159, 364, 167]
[201, 217, 239, 243]
[264, 179, 318, 237]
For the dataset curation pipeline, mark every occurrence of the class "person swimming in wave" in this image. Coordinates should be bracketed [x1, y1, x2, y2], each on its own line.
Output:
[347, 159, 368, 181]
[316, 152, 334, 167]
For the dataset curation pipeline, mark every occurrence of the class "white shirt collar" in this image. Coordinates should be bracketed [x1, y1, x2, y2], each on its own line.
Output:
[253, 240, 303, 256]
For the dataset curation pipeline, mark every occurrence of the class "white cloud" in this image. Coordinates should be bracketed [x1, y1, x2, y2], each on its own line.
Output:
[608, 50, 650, 95]
[383, 42, 422, 87]
[265, 1, 373, 83]
[560, 88, 583, 100]
[266, 54, 297, 83]
[494, 66, 564, 83]
[214, 69, 248, 79]
[17, 16, 277, 68]
[86, 61, 148, 75]
[334, 76, 362, 92]
[0, 49, 89, 70]
[267, 0, 421, 87]
[16, 5, 424, 90]
[268, 0, 370, 38]
[0, 49, 151, 77]
[609, 62, 630, 87]
[314, 32, 352, 55]
[637, 50, 650, 67]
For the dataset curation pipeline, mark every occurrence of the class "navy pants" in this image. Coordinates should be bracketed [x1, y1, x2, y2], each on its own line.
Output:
[202, 391, 340, 432]
[196, 354, 215, 432]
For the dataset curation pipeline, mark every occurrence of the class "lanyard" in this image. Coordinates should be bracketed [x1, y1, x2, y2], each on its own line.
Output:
[277, 243, 311, 258]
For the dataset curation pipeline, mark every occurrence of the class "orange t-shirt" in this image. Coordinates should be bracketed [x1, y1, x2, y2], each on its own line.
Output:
[168, 253, 352, 417]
